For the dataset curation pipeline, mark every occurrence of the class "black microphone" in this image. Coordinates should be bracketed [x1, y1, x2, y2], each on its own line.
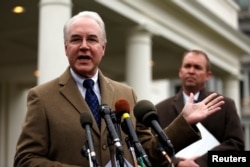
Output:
[133, 100, 175, 157]
[110, 109, 124, 167]
[115, 99, 152, 167]
[80, 112, 99, 166]
[99, 104, 123, 153]
[110, 111, 122, 140]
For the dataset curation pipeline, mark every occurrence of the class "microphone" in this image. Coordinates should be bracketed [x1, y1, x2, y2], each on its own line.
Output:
[99, 104, 123, 153]
[110, 111, 122, 140]
[133, 100, 175, 157]
[115, 99, 152, 167]
[80, 112, 99, 166]
[110, 109, 124, 167]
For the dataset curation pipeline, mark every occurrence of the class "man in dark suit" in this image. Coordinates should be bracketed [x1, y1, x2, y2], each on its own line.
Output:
[156, 50, 244, 167]
[14, 12, 225, 167]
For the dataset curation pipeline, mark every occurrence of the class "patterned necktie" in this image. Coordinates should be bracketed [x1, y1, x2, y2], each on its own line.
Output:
[83, 79, 100, 127]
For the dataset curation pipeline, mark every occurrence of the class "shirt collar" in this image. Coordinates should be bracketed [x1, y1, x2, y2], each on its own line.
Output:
[70, 68, 99, 86]
[183, 91, 200, 104]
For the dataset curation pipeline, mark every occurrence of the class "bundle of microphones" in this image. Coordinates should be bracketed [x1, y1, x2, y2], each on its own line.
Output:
[80, 99, 177, 167]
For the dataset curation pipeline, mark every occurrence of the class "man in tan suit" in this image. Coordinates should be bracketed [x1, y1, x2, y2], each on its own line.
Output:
[14, 12, 224, 167]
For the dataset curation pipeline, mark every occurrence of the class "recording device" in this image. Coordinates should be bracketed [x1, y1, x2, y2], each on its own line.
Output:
[80, 112, 99, 167]
[115, 99, 152, 167]
[133, 100, 175, 157]
[99, 104, 123, 153]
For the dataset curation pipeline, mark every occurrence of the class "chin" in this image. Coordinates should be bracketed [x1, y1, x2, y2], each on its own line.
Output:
[185, 85, 196, 90]
[185, 83, 196, 87]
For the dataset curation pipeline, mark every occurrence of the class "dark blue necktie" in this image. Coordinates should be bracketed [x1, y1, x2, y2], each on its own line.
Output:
[83, 79, 100, 127]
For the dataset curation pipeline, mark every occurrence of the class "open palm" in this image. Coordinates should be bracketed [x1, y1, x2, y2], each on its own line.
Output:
[182, 93, 225, 124]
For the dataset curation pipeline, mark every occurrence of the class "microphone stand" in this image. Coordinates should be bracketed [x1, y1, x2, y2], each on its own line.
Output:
[81, 142, 100, 167]
[110, 112, 125, 167]
[157, 143, 177, 167]
[107, 134, 125, 167]
[125, 137, 138, 167]
[107, 136, 117, 167]
[124, 135, 149, 167]
[116, 147, 125, 167]
[86, 147, 94, 167]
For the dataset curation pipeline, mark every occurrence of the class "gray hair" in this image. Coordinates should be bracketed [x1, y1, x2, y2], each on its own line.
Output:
[63, 11, 107, 44]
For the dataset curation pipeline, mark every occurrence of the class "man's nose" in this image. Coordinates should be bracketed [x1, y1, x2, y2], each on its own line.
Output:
[188, 67, 195, 73]
[80, 39, 89, 49]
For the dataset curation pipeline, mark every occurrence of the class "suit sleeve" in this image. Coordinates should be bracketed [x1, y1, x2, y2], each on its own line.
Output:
[137, 114, 201, 165]
[164, 114, 201, 152]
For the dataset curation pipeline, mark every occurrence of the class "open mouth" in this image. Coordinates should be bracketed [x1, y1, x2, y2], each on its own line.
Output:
[78, 55, 91, 60]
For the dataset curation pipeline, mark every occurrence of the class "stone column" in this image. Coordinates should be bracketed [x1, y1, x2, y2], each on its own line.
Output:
[38, 0, 72, 84]
[125, 28, 152, 100]
[223, 76, 241, 116]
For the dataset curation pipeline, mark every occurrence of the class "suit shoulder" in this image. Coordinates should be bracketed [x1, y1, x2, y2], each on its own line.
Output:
[105, 77, 134, 90]
[208, 91, 235, 104]
[29, 77, 60, 94]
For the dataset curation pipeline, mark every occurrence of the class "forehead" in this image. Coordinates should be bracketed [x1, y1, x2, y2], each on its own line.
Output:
[182, 52, 207, 66]
[68, 17, 102, 36]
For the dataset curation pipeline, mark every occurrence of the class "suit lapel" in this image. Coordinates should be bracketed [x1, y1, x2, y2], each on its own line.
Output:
[58, 68, 101, 135]
[60, 79, 88, 114]
[173, 91, 185, 114]
[98, 71, 115, 134]
[198, 89, 211, 102]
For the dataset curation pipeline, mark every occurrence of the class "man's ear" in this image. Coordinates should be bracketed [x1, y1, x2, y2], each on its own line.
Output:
[206, 71, 212, 81]
[178, 68, 182, 78]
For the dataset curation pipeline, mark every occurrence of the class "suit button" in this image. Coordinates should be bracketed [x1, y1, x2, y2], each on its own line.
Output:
[102, 144, 107, 150]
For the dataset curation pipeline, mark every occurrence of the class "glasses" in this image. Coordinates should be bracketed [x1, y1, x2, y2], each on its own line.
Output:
[68, 34, 103, 45]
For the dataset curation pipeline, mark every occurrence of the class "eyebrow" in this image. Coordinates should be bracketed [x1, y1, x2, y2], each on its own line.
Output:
[71, 33, 98, 37]
[69, 34, 81, 38]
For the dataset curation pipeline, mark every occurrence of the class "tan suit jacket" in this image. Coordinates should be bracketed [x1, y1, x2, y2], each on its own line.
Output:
[14, 68, 201, 167]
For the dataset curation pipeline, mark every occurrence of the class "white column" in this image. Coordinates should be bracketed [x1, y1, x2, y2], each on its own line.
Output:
[125, 28, 152, 101]
[242, 69, 250, 115]
[223, 76, 241, 116]
[243, 69, 250, 101]
[207, 76, 216, 91]
[0, 82, 29, 167]
[38, 0, 72, 84]
[7, 84, 29, 167]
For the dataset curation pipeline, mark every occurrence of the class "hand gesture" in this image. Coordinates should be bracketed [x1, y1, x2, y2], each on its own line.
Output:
[182, 93, 224, 124]
[177, 157, 200, 167]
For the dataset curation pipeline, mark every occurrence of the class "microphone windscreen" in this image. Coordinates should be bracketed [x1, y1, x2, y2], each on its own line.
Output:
[133, 100, 158, 127]
[114, 98, 130, 115]
[80, 112, 93, 128]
